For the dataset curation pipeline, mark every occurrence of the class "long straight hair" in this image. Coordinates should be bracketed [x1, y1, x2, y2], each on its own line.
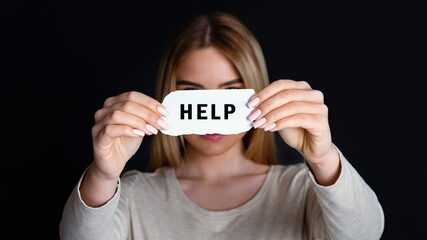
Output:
[151, 12, 277, 170]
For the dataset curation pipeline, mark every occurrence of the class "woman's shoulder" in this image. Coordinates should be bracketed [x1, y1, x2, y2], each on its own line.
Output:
[272, 162, 306, 174]
[119, 167, 171, 192]
[270, 163, 310, 186]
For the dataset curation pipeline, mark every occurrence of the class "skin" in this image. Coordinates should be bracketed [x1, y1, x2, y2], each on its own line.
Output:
[80, 46, 340, 209]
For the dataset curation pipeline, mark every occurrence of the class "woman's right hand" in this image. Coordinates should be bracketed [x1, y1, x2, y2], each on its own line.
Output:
[90, 91, 169, 180]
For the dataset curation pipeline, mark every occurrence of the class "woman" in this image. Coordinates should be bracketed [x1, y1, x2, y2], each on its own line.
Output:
[60, 12, 384, 239]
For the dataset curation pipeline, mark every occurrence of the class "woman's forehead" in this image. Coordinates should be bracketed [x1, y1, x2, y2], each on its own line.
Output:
[176, 47, 240, 87]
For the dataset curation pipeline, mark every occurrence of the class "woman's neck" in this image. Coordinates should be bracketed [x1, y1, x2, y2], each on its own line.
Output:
[175, 141, 257, 182]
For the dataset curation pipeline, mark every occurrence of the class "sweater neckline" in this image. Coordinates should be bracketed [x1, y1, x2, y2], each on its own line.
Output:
[166, 165, 276, 217]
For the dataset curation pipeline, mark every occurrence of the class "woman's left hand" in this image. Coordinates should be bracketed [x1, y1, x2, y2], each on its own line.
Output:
[247, 79, 340, 185]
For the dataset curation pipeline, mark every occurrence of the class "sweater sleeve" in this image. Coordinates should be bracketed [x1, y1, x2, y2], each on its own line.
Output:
[59, 169, 130, 240]
[304, 145, 385, 239]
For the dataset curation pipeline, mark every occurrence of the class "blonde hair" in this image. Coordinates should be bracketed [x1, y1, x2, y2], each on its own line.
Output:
[151, 12, 277, 169]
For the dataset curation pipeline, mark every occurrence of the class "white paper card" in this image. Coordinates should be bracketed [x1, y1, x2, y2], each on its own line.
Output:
[160, 89, 255, 136]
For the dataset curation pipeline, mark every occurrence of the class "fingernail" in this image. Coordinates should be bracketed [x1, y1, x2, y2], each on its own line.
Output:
[252, 117, 266, 128]
[248, 109, 261, 122]
[132, 129, 145, 137]
[146, 124, 158, 135]
[247, 97, 260, 108]
[157, 106, 169, 117]
[157, 118, 169, 130]
[264, 123, 276, 131]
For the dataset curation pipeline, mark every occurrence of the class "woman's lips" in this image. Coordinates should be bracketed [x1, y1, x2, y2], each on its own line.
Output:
[201, 134, 225, 141]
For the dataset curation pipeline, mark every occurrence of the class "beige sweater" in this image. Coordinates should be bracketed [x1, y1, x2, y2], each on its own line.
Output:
[60, 147, 384, 239]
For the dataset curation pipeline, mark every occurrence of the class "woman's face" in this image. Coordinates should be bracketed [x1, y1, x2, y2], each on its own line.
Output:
[175, 46, 247, 156]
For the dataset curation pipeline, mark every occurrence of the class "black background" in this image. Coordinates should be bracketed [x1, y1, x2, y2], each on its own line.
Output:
[2, 0, 425, 239]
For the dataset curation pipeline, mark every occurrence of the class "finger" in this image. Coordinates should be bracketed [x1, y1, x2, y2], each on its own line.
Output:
[92, 110, 156, 136]
[102, 124, 142, 140]
[95, 124, 143, 148]
[264, 113, 327, 134]
[103, 91, 169, 117]
[247, 80, 311, 108]
[252, 102, 328, 129]
[248, 90, 325, 122]
[94, 107, 109, 123]
[96, 101, 169, 131]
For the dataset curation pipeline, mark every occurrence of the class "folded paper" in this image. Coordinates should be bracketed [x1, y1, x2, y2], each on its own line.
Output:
[160, 89, 255, 136]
